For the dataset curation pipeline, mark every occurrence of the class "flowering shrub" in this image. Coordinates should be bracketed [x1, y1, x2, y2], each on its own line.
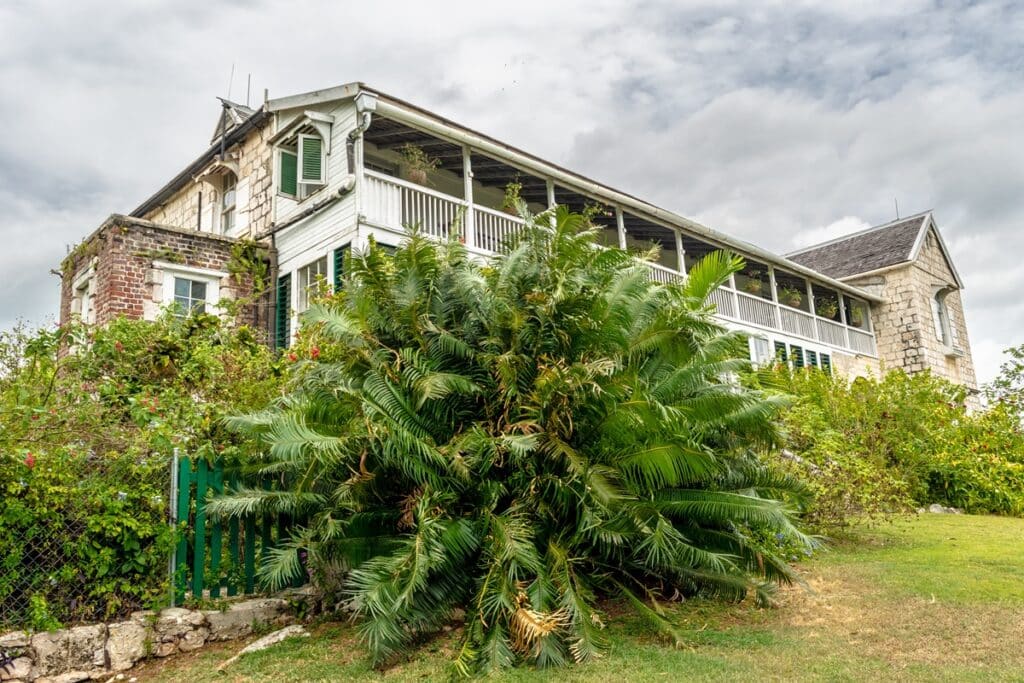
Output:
[0, 314, 282, 628]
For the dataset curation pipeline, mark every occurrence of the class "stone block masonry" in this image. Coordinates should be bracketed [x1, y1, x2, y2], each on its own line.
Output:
[0, 597, 298, 682]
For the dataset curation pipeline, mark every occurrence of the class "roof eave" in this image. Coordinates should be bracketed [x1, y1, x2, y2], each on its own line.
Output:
[129, 108, 270, 219]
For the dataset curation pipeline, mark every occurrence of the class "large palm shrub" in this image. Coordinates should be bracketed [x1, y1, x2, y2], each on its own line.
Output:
[214, 208, 811, 673]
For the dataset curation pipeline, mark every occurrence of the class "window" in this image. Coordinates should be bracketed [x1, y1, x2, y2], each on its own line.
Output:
[157, 263, 223, 321]
[296, 256, 328, 312]
[805, 349, 818, 368]
[276, 274, 291, 349]
[820, 353, 832, 374]
[173, 277, 208, 316]
[220, 172, 237, 234]
[932, 290, 951, 345]
[750, 337, 772, 367]
[71, 267, 96, 324]
[773, 340, 788, 363]
[790, 344, 804, 369]
[278, 133, 327, 200]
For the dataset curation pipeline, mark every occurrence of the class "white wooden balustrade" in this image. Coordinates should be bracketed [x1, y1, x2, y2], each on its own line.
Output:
[363, 170, 466, 241]
[359, 170, 878, 356]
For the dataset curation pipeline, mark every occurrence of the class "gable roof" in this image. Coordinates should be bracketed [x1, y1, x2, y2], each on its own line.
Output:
[786, 211, 963, 288]
[211, 99, 257, 143]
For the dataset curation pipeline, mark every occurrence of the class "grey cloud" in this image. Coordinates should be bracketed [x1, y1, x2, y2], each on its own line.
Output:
[1, 0, 1022, 383]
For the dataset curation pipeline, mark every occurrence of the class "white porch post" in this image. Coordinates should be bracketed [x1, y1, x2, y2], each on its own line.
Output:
[768, 266, 781, 329]
[806, 280, 818, 341]
[546, 179, 556, 228]
[616, 207, 626, 249]
[462, 146, 475, 249]
[674, 229, 685, 274]
[838, 292, 852, 349]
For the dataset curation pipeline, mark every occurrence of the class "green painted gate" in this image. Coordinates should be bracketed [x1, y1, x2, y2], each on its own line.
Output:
[171, 455, 306, 605]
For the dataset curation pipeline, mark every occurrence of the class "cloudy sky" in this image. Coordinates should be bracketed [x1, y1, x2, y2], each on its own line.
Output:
[1, 0, 1021, 382]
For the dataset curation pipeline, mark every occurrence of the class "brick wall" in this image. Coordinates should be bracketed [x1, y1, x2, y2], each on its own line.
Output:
[60, 216, 271, 336]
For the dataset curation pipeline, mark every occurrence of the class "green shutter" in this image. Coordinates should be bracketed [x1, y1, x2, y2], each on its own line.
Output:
[773, 341, 788, 362]
[299, 135, 323, 184]
[280, 150, 298, 196]
[820, 353, 832, 374]
[333, 244, 350, 291]
[275, 274, 291, 349]
[791, 345, 804, 369]
[806, 349, 818, 368]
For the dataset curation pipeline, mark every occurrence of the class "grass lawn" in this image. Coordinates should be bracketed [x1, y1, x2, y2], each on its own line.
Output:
[134, 514, 1024, 682]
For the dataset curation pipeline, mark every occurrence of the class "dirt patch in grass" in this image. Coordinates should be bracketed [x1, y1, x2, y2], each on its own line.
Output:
[772, 560, 1024, 670]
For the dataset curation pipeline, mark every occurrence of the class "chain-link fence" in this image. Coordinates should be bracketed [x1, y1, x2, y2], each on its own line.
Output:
[0, 461, 174, 631]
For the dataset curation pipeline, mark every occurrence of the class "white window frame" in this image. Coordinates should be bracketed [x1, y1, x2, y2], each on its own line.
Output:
[155, 261, 225, 317]
[749, 336, 772, 367]
[931, 288, 952, 346]
[70, 263, 97, 324]
[295, 256, 329, 314]
[220, 172, 237, 235]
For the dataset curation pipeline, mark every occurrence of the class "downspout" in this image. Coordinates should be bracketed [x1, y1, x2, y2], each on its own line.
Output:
[346, 107, 373, 174]
[267, 231, 279, 347]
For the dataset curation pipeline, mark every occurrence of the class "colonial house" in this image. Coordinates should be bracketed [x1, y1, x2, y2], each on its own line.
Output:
[58, 82, 978, 396]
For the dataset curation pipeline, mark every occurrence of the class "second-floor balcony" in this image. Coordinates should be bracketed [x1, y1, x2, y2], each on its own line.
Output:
[357, 118, 877, 358]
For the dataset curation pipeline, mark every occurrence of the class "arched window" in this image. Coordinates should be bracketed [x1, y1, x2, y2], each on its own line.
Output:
[220, 172, 237, 234]
[931, 289, 951, 345]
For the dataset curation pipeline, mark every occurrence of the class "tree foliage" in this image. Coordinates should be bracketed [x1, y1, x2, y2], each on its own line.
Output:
[757, 365, 1024, 527]
[0, 313, 281, 628]
[215, 208, 811, 673]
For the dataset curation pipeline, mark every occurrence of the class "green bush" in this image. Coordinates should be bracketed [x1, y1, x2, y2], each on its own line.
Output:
[755, 365, 1024, 528]
[0, 313, 282, 627]
[213, 210, 813, 674]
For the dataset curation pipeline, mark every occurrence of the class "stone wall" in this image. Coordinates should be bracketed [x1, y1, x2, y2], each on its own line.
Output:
[143, 122, 275, 240]
[0, 598, 295, 682]
[847, 227, 978, 395]
[59, 216, 270, 334]
[831, 350, 882, 380]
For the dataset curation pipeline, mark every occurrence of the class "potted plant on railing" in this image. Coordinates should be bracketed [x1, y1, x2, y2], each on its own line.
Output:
[502, 177, 523, 216]
[399, 143, 440, 186]
[741, 271, 765, 295]
[850, 307, 864, 327]
[779, 286, 803, 308]
[816, 298, 839, 320]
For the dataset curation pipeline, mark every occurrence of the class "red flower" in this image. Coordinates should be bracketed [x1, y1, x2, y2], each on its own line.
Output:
[24, 453, 35, 469]
[310, 347, 320, 360]
[115, 340, 124, 352]
[288, 353, 298, 362]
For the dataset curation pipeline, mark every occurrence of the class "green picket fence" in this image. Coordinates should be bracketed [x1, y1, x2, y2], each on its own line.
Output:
[171, 455, 306, 604]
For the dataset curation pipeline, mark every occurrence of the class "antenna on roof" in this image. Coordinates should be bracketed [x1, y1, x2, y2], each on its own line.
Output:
[226, 62, 235, 100]
[894, 198, 900, 220]
[246, 74, 251, 108]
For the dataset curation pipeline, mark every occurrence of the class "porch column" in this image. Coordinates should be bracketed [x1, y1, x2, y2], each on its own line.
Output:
[674, 229, 685, 274]
[806, 280, 818, 341]
[462, 146, 475, 249]
[838, 293, 851, 349]
[615, 207, 626, 249]
[547, 180, 556, 228]
[768, 266, 781, 329]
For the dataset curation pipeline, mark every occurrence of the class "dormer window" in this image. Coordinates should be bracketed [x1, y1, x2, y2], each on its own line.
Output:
[931, 288, 959, 350]
[220, 172, 237, 234]
[271, 110, 333, 201]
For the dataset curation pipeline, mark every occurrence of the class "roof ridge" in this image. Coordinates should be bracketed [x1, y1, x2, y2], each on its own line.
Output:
[786, 210, 932, 257]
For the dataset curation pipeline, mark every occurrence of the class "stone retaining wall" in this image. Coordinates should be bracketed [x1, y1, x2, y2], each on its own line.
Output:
[0, 598, 296, 682]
